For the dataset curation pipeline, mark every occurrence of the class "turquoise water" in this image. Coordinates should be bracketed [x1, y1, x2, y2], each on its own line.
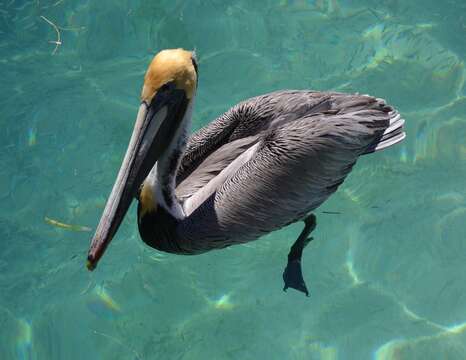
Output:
[1, 0, 466, 358]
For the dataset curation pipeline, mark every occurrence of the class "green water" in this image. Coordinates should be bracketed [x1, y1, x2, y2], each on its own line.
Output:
[1, 0, 466, 359]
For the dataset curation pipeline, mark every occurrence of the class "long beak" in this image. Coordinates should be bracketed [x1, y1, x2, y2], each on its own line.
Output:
[87, 88, 189, 270]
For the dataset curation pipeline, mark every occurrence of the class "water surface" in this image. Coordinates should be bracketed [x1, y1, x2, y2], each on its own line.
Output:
[1, 0, 466, 359]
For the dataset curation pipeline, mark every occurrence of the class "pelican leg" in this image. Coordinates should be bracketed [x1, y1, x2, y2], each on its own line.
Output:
[283, 214, 316, 297]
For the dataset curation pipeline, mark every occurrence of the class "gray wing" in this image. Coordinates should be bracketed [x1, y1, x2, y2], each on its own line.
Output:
[176, 90, 334, 209]
[178, 93, 404, 251]
[176, 90, 334, 184]
[176, 135, 259, 201]
[214, 105, 404, 242]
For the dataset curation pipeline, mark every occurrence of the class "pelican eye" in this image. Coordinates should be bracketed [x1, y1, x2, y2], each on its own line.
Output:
[159, 82, 176, 93]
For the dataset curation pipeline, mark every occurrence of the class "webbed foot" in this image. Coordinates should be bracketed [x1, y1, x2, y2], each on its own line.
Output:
[282, 214, 316, 297]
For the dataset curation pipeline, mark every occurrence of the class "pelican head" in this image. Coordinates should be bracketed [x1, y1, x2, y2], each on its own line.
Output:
[87, 49, 198, 270]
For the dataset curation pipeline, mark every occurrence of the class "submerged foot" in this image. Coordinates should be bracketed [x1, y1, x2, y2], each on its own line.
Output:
[282, 214, 316, 297]
[283, 254, 310, 296]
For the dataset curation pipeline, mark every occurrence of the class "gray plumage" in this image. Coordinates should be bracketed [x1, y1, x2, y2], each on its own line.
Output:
[155, 90, 404, 254]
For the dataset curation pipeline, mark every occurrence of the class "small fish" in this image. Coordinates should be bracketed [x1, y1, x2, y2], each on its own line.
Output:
[44, 216, 92, 232]
[86, 286, 121, 320]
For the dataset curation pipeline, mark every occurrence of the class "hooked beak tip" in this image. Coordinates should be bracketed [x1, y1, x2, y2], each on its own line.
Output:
[86, 258, 97, 271]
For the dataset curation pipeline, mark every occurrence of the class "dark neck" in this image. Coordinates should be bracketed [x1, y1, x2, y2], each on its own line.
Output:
[148, 99, 194, 219]
[155, 133, 186, 217]
[137, 135, 188, 253]
[137, 99, 194, 252]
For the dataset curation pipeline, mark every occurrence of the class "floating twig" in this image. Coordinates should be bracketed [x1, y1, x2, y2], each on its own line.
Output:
[40, 15, 61, 55]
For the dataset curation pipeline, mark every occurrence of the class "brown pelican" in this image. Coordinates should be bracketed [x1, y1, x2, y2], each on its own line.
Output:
[87, 49, 405, 296]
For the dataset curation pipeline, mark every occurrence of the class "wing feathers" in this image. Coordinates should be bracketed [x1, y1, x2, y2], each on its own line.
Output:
[363, 109, 406, 154]
[176, 136, 259, 201]
[176, 91, 405, 242]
